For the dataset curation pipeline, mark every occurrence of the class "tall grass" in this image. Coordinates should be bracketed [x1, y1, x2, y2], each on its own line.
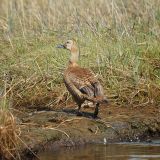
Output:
[0, 78, 20, 159]
[0, 0, 160, 108]
[0, 110, 20, 159]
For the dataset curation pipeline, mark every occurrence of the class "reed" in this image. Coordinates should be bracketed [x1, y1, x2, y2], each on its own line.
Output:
[0, 110, 21, 160]
[0, 80, 20, 159]
[0, 0, 160, 108]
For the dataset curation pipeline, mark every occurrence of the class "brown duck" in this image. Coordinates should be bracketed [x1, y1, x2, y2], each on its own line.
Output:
[57, 40, 108, 118]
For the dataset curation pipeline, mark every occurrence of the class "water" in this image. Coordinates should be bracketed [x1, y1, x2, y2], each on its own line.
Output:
[39, 140, 160, 160]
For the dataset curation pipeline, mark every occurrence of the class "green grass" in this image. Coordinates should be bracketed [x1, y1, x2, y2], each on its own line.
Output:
[0, 0, 160, 109]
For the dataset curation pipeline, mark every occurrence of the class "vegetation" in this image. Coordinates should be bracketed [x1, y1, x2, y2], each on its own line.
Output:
[0, 80, 20, 159]
[0, 0, 160, 108]
[0, 109, 20, 159]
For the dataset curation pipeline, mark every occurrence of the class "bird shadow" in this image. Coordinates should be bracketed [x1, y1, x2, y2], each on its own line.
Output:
[62, 108, 100, 119]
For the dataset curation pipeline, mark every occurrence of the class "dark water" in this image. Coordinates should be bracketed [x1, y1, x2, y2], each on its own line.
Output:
[39, 140, 160, 160]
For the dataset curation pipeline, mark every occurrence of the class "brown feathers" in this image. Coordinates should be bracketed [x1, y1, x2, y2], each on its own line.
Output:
[57, 39, 108, 117]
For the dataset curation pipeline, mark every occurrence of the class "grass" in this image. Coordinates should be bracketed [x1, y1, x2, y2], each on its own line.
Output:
[0, 109, 20, 160]
[0, 76, 20, 159]
[0, 0, 160, 109]
[0, 79, 20, 159]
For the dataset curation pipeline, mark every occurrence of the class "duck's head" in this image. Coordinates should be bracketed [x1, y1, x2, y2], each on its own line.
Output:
[57, 39, 79, 65]
[57, 40, 77, 52]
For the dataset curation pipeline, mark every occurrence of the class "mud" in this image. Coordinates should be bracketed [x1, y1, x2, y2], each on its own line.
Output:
[13, 104, 160, 159]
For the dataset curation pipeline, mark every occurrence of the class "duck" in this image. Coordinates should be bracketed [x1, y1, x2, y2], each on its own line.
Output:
[57, 39, 108, 118]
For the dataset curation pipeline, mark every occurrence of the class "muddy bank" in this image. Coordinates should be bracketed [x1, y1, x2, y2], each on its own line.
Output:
[14, 104, 160, 159]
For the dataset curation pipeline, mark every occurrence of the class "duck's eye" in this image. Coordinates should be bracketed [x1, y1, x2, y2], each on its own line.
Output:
[66, 41, 69, 44]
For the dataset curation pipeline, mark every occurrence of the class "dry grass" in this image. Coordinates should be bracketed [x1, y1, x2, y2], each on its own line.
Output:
[0, 0, 160, 108]
[0, 78, 21, 159]
[0, 110, 20, 160]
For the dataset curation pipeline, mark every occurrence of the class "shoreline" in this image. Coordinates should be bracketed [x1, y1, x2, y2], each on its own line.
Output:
[14, 105, 160, 159]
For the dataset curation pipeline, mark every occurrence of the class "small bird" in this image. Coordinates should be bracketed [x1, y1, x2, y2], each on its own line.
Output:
[57, 39, 108, 118]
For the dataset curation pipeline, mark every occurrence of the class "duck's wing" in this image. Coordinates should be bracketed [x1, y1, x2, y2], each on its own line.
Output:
[64, 67, 104, 98]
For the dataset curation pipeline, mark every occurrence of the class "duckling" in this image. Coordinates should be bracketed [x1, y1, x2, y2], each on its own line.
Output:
[57, 40, 108, 118]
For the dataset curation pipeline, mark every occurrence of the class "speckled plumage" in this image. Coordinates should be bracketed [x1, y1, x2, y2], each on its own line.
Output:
[57, 40, 108, 118]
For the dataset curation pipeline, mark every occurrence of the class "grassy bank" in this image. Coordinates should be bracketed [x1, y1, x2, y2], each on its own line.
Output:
[0, 0, 160, 109]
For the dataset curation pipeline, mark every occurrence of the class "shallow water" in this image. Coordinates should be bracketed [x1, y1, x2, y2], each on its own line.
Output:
[39, 139, 160, 160]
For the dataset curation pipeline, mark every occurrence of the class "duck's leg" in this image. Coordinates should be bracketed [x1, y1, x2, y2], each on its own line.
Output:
[76, 103, 83, 116]
[93, 103, 99, 118]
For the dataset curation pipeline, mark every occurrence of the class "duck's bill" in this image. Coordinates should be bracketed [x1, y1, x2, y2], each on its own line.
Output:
[56, 44, 65, 48]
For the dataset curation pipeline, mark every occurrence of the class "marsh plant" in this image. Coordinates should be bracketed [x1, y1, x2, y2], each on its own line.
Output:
[0, 76, 20, 159]
[0, 0, 160, 108]
[0, 109, 21, 159]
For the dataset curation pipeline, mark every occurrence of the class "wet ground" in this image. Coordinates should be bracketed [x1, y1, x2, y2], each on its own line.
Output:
[39, 139, 160, 160]
[14, 104, 160, 159]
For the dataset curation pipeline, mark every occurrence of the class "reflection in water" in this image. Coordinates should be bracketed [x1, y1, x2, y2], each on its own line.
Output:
[39, 140, 160, 160]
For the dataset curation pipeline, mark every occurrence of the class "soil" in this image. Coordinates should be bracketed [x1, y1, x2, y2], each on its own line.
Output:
[13, 103, 160, 159]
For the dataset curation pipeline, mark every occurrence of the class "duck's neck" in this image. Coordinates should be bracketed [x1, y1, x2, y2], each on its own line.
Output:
[69, 46, 79, 67]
